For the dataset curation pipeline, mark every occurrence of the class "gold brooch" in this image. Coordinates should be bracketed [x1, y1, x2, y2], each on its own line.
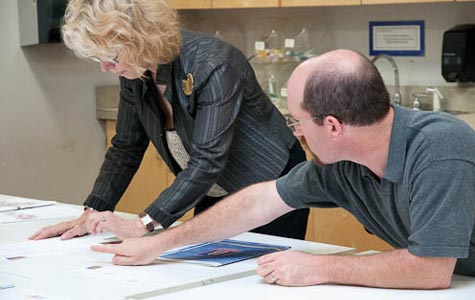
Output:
[182, 73, 194, 96]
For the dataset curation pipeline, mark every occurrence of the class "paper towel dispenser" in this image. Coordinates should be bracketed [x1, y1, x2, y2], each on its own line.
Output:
[442, 24, 475, 82]
[17, 0, 68, 46]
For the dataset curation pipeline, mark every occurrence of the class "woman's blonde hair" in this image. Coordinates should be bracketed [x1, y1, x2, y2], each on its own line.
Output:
[62, 0, 182, 75]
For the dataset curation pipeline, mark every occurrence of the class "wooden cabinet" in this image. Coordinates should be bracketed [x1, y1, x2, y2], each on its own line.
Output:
[362, 0, 451, 4]
[212, 0, 279, 8]
[281, 0, 361, 6]
[209, 0, 454, 8]
[104, 120, 194, 222]
[167, 0, 211, 9]
[306, 208, 394, 251]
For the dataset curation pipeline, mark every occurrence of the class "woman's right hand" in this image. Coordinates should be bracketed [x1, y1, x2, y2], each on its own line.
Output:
[28, 208, 94, 240]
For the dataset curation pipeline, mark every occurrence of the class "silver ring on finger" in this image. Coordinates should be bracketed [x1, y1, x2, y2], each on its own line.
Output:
[101, 216, 106, 222]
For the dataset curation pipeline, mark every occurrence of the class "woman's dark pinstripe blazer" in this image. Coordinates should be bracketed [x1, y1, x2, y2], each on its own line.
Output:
[84, 31, 299, 228]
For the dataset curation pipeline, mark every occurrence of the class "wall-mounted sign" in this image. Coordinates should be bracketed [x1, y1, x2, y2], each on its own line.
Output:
[369, 20, 425, 56]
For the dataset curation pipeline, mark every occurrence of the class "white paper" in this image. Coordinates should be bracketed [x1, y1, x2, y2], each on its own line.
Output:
[0, 233, 114, 259]
[373, 25, 421, 51]
[0, 204, 82, 224]
[76, 264, 167, 283]
[0, 194, 56, 212]
[0, 280, 14, 290]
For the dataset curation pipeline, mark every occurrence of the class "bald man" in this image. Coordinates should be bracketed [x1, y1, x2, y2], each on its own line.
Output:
[92, 49, 475, 289]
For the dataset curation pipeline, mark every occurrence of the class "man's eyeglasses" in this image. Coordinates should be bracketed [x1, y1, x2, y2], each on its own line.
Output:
[286, 116, 318, 132]
[90, 55, 119, 65]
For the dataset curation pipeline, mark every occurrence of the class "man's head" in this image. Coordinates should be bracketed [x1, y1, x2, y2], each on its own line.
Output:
[286, 49, 391, 163]
[62, 0, 182, 79]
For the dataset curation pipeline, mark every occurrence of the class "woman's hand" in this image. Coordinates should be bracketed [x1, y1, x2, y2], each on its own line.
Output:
[86, 211, 148, 239]
[29, 209, 94, 240]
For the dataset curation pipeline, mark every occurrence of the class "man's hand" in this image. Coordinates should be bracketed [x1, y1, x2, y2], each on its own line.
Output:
[91, 236, 160, 265]
[257, 250, 322, 286]
[258, 249, 456, 289]
[29, 208, 94, 240]
[86, 211, 148, 239]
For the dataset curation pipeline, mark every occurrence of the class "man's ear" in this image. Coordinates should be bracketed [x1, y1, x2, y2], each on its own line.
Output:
[323, 116, 343, 137]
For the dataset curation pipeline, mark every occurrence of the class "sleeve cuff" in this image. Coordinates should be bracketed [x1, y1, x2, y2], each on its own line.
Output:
[145, 205, 177, 228]
[409, 244, 469, 258]
[83, 194, 115, 212]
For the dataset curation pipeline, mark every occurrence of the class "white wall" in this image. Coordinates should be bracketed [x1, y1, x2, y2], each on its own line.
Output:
[182, 2, 475, 86]
[0, 1, 117, 204]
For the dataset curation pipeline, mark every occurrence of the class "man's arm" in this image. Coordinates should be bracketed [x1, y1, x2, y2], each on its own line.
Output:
[91, 180, 294, 265]
[257, 248, 456, 289]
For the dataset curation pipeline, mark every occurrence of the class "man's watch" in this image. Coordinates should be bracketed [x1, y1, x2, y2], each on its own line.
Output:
[138, 212, 155, 232]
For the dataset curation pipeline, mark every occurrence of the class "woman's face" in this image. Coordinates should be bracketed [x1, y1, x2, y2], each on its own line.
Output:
[91, 52, 143, 79]
[99, 60, 141, 80]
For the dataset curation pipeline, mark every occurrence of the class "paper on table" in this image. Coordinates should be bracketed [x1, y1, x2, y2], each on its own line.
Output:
[0, 194, 56, 212]
[0, 280, 14, 290]
[77, 264, 168, 283]
[0, 204, 82, 224]
[0, 233, 115, 259]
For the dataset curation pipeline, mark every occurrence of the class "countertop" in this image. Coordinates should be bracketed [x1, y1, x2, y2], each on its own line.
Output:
[456, 113, 475, 129]
[95, 85, 475, 129]
[95, 85, 120, 120]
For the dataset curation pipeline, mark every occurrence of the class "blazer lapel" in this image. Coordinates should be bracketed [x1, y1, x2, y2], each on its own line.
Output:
[137, 72, 180, 174]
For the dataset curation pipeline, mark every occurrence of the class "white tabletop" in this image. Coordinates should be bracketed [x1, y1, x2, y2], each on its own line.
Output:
[0, 202, 354, 300]
[2, 201, 474, 300]
[156, 274, 475, 300]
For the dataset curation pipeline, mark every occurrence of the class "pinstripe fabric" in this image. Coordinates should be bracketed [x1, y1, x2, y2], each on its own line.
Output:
[85, 31, 298, 228]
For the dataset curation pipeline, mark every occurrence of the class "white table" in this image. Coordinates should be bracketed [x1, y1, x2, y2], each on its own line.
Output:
[0, 202, 353, 300]
[2, 202, 474, 300]
[156, 274, 475, 300]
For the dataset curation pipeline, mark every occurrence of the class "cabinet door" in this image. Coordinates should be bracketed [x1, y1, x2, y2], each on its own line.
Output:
[362, 0, 451, 3]
[167, 0, 211, 9]
[212, 0, 279, 8]
[105, 120, 194, 222]
[281, 0, 361, 6]
[306, 208, 394, 251]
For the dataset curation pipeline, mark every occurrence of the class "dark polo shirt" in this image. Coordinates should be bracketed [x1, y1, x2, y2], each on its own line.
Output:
[277, 105, 475, 275]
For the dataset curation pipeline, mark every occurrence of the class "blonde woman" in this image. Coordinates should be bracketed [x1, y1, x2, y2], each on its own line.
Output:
[31, 0, 309, 241]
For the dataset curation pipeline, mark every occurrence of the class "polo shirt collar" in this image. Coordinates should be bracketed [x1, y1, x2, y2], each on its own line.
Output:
[383, 105, 410, 183]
